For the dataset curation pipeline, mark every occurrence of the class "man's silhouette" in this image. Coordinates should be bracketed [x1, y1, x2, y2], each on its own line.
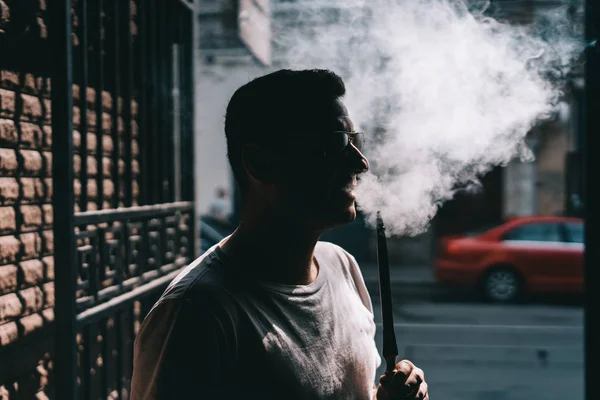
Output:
[131, 69, 429, 400]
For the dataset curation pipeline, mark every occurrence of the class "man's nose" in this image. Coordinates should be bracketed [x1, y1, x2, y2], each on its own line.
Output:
[345, 144, 369, 174]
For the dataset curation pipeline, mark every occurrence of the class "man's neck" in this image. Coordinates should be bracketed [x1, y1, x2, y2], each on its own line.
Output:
[220, 213, 322, 286]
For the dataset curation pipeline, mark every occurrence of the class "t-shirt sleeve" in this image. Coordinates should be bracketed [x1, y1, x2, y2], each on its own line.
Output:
[130, 294, 241, 399]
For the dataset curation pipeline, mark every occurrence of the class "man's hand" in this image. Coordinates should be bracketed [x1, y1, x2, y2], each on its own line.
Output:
[376, 359, 429, 400]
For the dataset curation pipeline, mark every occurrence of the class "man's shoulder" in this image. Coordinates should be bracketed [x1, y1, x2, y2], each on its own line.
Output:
[155, 246, 233, 306]
[315, 241, 358, 264]
[315, 241, 364, 281]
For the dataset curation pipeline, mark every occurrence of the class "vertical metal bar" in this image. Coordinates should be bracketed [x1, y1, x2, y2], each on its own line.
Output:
[90, 236, 99, 304]
[172, 43, 181, 203]
[584, 1, 599, 399]
[76, 331, 84, 399]
[178, 7, 189, 202]
[150, 0, 160, 204]
[185, 8, 195, 204]
[128, 304, 137, 375]
[157, 0, 166, 203]
[49, 0, 78, 398]
[115, 310, 126, 398]
[100, 319, 109, 399]
[164, 0, 175, 203]
[114, 226, 126, 397]
[88, 323, 101, 399]
[160, 215, 168, 267]
[111, 0, 121, 208]
[124, 307, 135, 392]
[142, 219, 152, 274]
[190, 0, 200, 258]
[96, 0, 105, 210]
[82, 325, 92, 400]
[138, 0, 148, 206]
[188, 4, 197, 259]
[80, 0, 89, 212]
[145, 0, 155, 205]
[122, 0, 133, 208]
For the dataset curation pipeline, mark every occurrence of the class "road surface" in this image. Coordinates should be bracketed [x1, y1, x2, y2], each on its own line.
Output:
[369, 289, 584, 400]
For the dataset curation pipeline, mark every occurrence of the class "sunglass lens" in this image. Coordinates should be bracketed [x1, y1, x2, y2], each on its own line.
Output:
[325, 133, 349, 154]
[351, 132, 363, 152]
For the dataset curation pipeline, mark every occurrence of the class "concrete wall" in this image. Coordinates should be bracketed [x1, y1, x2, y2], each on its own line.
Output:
[194, 60, 268, 218]
[502, 117, 576, 219]
[503, 159, 537, 217]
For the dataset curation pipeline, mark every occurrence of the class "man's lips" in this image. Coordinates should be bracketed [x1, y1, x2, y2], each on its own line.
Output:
[337, 185, 356, 200]
[326, 176, 358, 202]
[338, 176, 358, 192]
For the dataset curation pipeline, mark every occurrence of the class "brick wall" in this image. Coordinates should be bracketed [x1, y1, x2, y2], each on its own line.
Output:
[0, 1, 141, 397]
[0, 70, 54, 345]
[71, 85, 141, 212]
[0, 68, 56, 400]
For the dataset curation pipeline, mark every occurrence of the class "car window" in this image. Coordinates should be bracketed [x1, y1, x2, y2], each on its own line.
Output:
[564, 222, 584, 243]
[502, 222, 562, 242]
[464, 221, 504, 236]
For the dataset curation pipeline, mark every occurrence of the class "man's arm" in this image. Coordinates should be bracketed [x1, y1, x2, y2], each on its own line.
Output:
[130, 297, 238, 400]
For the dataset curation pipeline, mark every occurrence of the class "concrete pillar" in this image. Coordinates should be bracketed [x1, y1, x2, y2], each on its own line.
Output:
[503, 159, 537, 217]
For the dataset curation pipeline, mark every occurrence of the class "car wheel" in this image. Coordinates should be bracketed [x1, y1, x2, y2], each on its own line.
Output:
[483, 267, 522, 303]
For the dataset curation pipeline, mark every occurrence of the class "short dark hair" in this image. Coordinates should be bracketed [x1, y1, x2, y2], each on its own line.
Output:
[224, 69, 346, 191]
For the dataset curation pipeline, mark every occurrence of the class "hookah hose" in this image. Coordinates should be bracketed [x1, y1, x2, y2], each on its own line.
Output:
[376, 211, 398, 373]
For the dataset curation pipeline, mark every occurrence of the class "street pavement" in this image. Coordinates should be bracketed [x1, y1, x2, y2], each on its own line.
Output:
[362, 270, 584, 400]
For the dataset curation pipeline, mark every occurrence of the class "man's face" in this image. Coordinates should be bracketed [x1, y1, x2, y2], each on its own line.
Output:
[274, 99, 370, 231]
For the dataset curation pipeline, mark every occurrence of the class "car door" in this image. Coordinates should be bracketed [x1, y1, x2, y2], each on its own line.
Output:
[501, 221, 571, 293]
[560, 221, 584, 292]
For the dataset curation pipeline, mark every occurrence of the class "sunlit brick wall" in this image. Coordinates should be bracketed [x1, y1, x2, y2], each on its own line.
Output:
[0, 70, 55, 348]
[0, 0, 140, 397]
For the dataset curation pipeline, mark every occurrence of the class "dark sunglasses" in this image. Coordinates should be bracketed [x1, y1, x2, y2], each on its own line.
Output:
[269, 131, 365, 158]
[323, 131, 365, 155]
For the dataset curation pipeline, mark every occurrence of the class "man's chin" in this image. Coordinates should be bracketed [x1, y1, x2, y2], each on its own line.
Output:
[320, 204, 357, 230]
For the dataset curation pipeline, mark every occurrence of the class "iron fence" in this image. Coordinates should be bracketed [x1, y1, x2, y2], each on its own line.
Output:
[0, 0, 196, 398]
[71, 202, 194, 399]
[52, 1, 197, 398]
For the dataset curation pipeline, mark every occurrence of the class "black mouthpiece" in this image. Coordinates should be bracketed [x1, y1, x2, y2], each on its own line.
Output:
[376, 211, 385, 230]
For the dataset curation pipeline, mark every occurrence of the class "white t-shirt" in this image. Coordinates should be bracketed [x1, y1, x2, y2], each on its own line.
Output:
[131, 241, 381, 400]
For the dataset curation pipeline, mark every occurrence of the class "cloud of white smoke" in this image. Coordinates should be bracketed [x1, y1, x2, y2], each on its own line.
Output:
[271, 0, 583, 236]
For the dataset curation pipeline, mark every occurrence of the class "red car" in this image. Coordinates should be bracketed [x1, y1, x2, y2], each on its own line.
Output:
[434, 216, 584, 302]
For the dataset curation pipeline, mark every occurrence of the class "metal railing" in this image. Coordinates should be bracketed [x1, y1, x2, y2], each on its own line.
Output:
[70, 202, 194, 399]
[48, 0, 197, 398]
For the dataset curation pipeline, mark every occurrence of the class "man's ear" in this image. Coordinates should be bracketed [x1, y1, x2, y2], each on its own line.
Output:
[241, 145, 277, 184]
